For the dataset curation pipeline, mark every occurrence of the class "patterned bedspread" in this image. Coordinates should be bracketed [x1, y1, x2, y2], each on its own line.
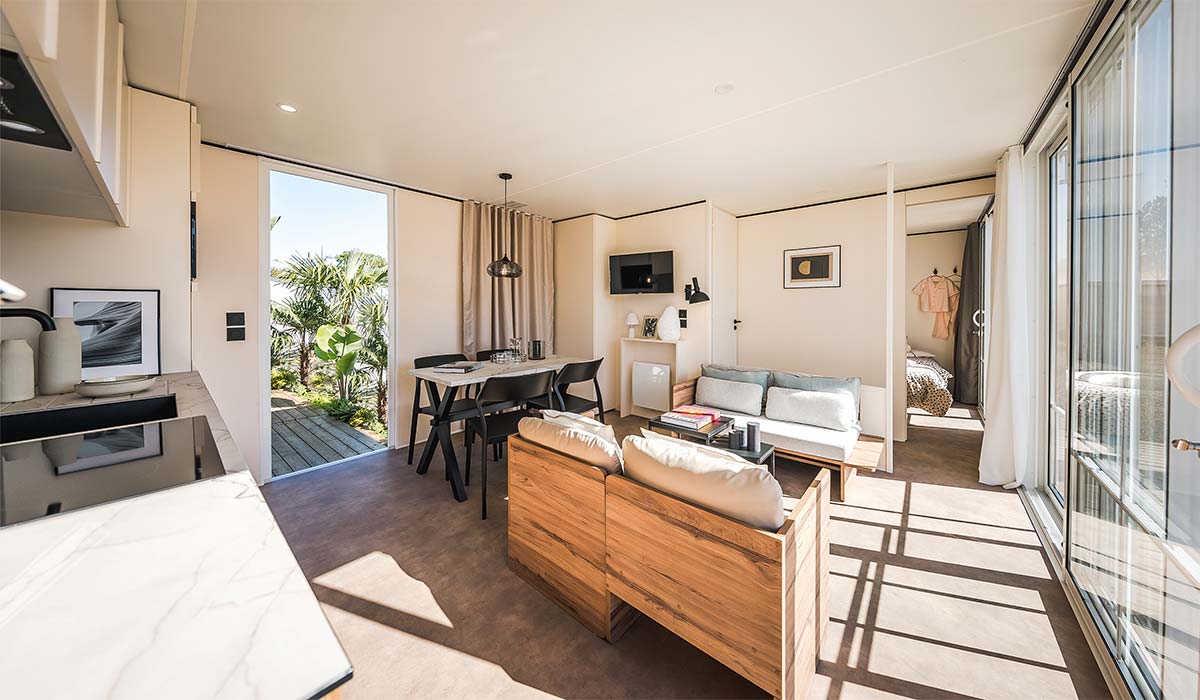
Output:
[907, 356, 953, 417]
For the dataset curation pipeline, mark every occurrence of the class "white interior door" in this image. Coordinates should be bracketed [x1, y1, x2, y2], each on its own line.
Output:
[711, 207, 738, 365]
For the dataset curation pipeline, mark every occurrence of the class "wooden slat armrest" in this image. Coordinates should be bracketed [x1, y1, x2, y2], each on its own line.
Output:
[671, 378, 698, 409]
[845, 434, 884, 471]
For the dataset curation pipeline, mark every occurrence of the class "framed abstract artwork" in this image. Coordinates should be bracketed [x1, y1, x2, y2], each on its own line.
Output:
[51, 288, 161, 379]
[783, 245, 841, 289]
[641, 315, 659, 338]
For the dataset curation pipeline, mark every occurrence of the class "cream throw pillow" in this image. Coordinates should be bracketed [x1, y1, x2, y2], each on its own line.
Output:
[541, 409, 618, 445]
[766, 387, 857, 431]
[517, 417, 623, 474]
[621, 435, 784, 530]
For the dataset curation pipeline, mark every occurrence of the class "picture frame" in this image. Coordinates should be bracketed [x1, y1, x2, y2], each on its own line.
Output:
[51, 288, 162, 379]
[641, 315, 659, 338]
[783, 245, 841, 289]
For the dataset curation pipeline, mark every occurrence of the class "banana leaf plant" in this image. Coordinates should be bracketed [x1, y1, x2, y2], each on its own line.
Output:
[313, 323, 363, 402]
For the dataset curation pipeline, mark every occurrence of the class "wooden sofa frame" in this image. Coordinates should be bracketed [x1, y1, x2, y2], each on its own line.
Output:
[673, 377, 883, 501]
[507, 433, 831, 700]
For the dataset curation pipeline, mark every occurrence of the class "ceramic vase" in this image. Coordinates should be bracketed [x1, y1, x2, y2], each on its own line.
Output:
[0, 339, 35, 402]
[657, 305, 681, 342]
[38, 317, 82, 395]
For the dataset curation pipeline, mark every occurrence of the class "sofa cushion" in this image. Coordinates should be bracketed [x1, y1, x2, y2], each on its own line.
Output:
[712, 410, 861, 463]
[766, 387, 858, 431]
[517, 417, 623, 474]
[771, 371, 861, 413]
[621, 435, 784, 530]
[541, 409, 618, 445]
[639, 428, 748, 466]
[696, 375, 764, 416]
[702, 364, 772, 399]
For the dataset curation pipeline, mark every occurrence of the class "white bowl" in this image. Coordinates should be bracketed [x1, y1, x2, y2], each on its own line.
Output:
[74, 375, 156, 397]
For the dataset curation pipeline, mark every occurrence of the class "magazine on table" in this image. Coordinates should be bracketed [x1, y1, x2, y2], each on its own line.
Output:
[673, 404, 721, 419]
[433, 361, 485, 373]
[659, 411, 714, 429]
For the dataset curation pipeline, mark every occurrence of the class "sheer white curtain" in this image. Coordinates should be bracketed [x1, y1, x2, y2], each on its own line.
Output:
[461, 201, 555, 357]
[978, 145, 1039, 488]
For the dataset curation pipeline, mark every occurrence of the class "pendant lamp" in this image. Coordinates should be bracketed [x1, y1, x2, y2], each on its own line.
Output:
[487, 173, 523, 279]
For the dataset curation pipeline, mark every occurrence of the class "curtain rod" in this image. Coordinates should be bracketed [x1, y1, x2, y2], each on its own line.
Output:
[906, 228, 967, 237]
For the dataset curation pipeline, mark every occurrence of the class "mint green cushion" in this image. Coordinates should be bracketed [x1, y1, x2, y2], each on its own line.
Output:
[702, 364, 771, 399]
[771, 371, 861, 413]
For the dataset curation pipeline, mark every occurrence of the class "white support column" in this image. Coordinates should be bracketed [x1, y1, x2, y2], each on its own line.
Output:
[884, 162, 896, 472]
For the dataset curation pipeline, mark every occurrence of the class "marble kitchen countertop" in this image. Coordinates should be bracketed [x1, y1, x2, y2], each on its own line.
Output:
[0, 372, 352, 699]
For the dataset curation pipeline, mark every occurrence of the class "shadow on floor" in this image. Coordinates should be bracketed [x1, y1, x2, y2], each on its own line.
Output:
[261, 410, 1109, 700]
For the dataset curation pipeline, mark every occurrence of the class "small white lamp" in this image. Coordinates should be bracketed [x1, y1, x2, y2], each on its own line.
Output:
[625, 312, 639, 338]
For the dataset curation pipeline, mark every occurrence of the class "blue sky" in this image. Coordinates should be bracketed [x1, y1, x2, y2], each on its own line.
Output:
[269, 170, 388, 301]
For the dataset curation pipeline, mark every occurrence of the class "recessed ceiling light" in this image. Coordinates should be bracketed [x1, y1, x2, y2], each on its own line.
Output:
[714, 83, 735, 95]
[277, 104, 298, 113]
[1, 119, 44, 134]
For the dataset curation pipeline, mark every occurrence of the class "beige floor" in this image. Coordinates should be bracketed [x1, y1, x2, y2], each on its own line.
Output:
[262, 407, 1110, 699]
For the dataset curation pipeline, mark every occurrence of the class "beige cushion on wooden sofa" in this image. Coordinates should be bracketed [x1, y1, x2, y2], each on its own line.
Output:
[718, 410, 861, 462]
[541, 409, 618, 444]
[517, 417, 623, 474]
[695, 375, 764, 416]
[766, 387, 858, 431]
[621, 435, 784, 530]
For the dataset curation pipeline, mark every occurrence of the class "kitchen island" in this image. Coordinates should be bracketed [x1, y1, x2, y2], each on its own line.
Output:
[0, 372, 352, 699]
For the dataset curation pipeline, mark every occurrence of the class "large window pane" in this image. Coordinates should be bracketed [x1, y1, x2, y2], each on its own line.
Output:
[1048, 137, 1070, 504]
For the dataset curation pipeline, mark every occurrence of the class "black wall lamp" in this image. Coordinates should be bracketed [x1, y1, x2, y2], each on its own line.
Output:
[684, 277, 710, 304]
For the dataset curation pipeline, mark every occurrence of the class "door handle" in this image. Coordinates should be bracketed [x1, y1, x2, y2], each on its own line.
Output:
[1166, 323, 1200, 407]
[733, 319, 742, 330]
[1173, 439, 1200, 457]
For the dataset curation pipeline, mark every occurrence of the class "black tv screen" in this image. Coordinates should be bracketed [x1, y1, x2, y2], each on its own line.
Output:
[609, 251, 673, 294]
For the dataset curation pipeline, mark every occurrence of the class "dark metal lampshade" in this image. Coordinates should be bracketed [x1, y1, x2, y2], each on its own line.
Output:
[687, 276, 710, 303]
[487, 254, 523, 279]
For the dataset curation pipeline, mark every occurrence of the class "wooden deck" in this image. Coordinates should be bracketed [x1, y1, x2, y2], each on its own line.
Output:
[271, 392, 385, 477]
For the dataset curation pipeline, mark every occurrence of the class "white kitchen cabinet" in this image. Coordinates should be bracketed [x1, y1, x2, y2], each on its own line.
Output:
[1, 0, 130, 224]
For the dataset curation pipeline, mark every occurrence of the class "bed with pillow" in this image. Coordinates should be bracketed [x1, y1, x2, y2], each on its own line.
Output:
[672, 364, 883, 500]
[906, 350, 954, 417]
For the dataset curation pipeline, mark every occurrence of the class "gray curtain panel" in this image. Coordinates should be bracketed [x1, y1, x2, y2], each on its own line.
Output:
[954, 221, 981, 404]
[461, 201, 555, 357]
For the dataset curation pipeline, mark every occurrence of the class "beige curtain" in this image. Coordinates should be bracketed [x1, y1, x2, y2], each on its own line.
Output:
[462, 201, 554, 358]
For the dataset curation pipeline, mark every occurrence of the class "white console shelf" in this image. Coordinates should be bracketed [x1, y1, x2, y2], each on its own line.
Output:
[620, 337, 685, 418]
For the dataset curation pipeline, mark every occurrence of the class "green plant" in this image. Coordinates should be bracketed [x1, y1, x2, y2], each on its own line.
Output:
[313, 323, 363, 402]
[358, 293, 389, 424]
[270, 366, 299, 391]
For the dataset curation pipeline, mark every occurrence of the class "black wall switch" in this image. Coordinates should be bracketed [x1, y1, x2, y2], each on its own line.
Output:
[226, 312, 245, 326]
[226, 327, 246, 342]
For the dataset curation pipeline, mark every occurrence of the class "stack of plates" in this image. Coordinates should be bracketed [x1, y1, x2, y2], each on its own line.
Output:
[74, 375, 156, 398]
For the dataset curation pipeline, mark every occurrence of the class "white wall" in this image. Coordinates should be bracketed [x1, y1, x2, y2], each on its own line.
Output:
[905, 230, 966, 371]
[192, 145, 261, 481]
[737, 195, 888, 386]
[0, 89, 192, 368]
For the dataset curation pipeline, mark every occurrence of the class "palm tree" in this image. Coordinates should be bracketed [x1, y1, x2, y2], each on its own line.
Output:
[271, 294, 328, 387]
[329, 250, 387, 326]
[358, 293, 389, 424]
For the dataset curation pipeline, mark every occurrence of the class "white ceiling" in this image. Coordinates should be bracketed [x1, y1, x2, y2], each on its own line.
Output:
[906, 194, 992, 234]
[116, 0, 1092, 220]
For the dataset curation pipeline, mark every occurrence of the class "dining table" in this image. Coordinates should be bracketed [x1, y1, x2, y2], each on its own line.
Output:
[408, 355, 588, 502]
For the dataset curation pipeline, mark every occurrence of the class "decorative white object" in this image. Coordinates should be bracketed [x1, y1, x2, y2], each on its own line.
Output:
[1, 339, 35, 402]
[657, 305, 681, 342]
[37, 316, 82, 394]
[624, 312, 639, 338]
[74, 375, 156, 397]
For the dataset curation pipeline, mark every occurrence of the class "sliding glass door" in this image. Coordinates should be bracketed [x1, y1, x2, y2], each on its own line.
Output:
[1048, 134, 1070, 507]
[1066, 1, 1200, 697]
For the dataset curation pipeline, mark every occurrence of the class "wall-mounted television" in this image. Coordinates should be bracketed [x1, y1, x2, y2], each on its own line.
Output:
[609, 251, 674, 294]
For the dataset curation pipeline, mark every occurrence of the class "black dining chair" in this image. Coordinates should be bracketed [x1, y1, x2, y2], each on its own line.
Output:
[527, 358, 606, 423]
[408, 353, 474, 465]
[463, 370, 556, 519]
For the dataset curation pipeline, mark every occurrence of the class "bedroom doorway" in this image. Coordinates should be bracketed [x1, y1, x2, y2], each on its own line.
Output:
[902, 194, 992, 432]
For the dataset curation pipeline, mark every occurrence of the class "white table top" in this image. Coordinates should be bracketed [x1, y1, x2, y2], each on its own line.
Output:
[409, 356, 588, 387]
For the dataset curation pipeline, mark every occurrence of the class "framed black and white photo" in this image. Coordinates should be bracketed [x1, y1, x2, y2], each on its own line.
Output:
[51, 288, 161, 379]
[641, 315, 659, 338]
[783, 245, 841, 289]
[55, 424, 163, 475]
